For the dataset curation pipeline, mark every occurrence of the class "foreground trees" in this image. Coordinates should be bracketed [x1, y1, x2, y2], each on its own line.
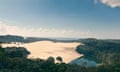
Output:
[0, 46, 120, 72]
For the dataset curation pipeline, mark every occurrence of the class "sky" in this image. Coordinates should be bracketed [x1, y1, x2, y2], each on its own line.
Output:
[0, 0, 120, 39]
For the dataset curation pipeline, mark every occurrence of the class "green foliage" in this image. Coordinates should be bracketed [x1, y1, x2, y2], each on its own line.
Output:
[5, 47, 30, 58]
[0, 47, 5, 58]
[76, 39, 120, 64]
[0, 42, 120, 72]
[56, 56, 63, 63]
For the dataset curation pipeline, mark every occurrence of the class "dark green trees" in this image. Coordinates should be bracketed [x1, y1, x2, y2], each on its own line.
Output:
[0, 40, 120, 72]
[4, 47, 30, 58]
[56, 56, 63, 63]
[0, 47, 5, 58]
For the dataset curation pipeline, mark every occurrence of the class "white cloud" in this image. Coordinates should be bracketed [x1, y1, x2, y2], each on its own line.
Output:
[0, 21, 119, 39]
[0, 21, 92, 38]
[96, 0, 120, 8]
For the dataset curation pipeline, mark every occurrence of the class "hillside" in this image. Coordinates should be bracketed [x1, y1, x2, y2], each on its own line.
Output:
[76, 38, 120, 65]
[0, 35, 24, 43]
[0, 35, 77, 43]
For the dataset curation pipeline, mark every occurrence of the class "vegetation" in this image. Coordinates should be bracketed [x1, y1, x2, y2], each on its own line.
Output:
[0, 46, 88, 72]
[0, 46, 119, 72]
[0, 37, 120, 72]
[76, 39, 120, 71]
[0, 35, 78, 43]
[56, 56, 63, 63]
[0, 35, 24, 43]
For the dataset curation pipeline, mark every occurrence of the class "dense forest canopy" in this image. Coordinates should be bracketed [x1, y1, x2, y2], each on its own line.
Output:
[0, 46, 120, 72]
[76, 39, 120, 65]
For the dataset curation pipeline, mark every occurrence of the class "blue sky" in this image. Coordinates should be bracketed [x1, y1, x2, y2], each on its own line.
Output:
[0, 0, 120, 39]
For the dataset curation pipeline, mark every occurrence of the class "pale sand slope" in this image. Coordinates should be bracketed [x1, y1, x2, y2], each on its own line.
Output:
[2, 41, 83, 63]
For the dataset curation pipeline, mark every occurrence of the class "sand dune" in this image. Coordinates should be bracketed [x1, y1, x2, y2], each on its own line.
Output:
[2, 41, 83, 63]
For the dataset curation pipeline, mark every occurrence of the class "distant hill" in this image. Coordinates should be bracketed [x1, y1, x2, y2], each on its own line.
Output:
[0, 35, 78, 43]
[0, 35, 56, 43]
[0, 35, 24, 43]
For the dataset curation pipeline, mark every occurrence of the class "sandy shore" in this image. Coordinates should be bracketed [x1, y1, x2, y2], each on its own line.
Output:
[2, 41, 83, 63]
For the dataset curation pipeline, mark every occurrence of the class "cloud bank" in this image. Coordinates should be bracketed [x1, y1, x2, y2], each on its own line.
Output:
[0, 21, 119, 39]
[0, 21, 91, 38]
[96, 0, 120, 8]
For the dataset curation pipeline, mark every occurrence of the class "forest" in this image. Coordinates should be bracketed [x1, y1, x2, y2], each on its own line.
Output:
[76, 38, 120, 71]
[0, 39, 120, 72]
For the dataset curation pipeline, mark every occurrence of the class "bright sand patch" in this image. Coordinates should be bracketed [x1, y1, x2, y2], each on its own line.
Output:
[2, 41, 83, 63]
